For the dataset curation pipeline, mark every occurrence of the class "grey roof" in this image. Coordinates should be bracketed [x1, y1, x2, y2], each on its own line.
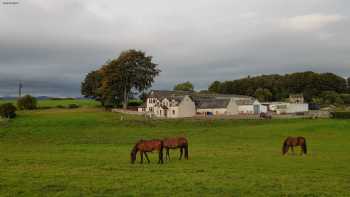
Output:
[148, 90, 257, 108]
[195, 98, 230, 109]
[235, 99, 255, 105]
[149, 90, 253, 100]
[149, 90, 191, 100]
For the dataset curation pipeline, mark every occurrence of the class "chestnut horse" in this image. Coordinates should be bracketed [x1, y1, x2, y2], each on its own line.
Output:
[130, 139, 164, 164]
[282, 136, 307, 155]
[163, 137, 189, 160]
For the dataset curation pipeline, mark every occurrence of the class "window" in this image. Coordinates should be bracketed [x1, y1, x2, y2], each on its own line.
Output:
[172, 110, 175, 115]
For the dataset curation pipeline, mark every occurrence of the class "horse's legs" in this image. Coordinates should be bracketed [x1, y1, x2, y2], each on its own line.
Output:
[300, 145, 305, 155]
[166, 148, 170, 160]
[140, 151, 144, 164]
[144, 152, 150, 163]
[158, 149, 164, 164]
[291, 146, 295, 155]
[179, 148, 183, 160]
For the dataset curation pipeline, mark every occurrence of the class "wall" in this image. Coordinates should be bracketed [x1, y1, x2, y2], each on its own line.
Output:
[166, 106, 179, 118]
[197, 108, 227, 115]
[178, 95, 196, 117]
[287, 103, 309, 113]
[238, 105, 254, 114]
[226, 99, 239, 115]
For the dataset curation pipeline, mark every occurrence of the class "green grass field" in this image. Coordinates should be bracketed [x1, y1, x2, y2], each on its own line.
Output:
[0, 98, 99, 108]
[1, 106, 350, 196]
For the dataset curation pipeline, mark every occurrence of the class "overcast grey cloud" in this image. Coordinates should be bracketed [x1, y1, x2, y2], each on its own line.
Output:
[0, 0, 349, 96]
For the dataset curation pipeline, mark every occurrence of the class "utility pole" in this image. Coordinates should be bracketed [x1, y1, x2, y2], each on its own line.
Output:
[18, 81, 23, 98]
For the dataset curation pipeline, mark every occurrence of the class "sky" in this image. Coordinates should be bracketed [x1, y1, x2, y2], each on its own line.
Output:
[1, 0, 349, 97]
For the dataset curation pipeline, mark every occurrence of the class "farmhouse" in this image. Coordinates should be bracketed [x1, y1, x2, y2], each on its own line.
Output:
[139, 90, 196, 118]
[139, 90, 267, 118]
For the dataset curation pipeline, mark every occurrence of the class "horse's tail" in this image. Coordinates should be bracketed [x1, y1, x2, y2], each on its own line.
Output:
[184, 143, 189, 160]
[159, 140, 164, 163]
[302, 138, 307, 154]
[282, 139, 288, 155]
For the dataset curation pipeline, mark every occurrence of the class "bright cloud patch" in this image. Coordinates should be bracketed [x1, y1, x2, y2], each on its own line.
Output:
[282, 14, 344, 32]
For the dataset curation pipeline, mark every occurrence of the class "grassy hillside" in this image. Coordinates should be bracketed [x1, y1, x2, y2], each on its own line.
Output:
[0, 108, 350, 196]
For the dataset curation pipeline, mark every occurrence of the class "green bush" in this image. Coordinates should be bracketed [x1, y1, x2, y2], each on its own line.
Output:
[38, 106, 53, 110]
[67, 104, 79, 109]
[17, 95, 37, 110]
[0, 103, 17, 119]
[330, 111, 350, 119]
[340, 94, 350, 105]
[128, 100, 143, 107]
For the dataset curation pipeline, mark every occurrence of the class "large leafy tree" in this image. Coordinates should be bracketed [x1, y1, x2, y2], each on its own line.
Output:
[81, 70, 103, 101]
[255, 88, 272, 102]
[208, 81, 221, 93]
[101, 49, 160, 109]
[173, 81, 194, 91]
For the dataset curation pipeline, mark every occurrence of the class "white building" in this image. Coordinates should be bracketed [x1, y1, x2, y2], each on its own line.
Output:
[236, 99, 267, 114]
[139, 90, 196, 118]
[195, 98, 239, 115]
[262, 102, 308, 114]
[139, 90, 268, 118]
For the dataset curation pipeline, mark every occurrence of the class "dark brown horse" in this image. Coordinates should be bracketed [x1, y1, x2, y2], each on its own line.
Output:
[163, 137, 189, 160]
[130, 139, 164, 164]
[282, 136, 307, 155]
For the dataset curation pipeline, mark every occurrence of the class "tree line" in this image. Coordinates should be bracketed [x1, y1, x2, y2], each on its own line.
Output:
[208, 71, 350, 104]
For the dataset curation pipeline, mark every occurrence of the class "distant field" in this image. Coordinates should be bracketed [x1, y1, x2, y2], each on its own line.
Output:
[0, 99, 99, 108]
[0, 108, 350, 196]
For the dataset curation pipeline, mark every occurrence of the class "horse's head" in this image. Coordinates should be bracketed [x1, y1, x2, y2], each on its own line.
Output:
[130, 147, 137, 164]
[131, 141, 142, 164]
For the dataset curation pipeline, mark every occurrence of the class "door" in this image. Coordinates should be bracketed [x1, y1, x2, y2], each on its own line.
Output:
[253, 105, 260, 114]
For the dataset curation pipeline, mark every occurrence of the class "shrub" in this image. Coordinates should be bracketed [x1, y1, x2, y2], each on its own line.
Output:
[67, 104, 79, 109]
[56, 105, 65, 109]
[128, 100, 143, 107]
[330, 111, 350, 119]
[17, 95, 37, 110]
[320, 91, 344, 105]
[38, 106, 53, 110]
[0, 103, 17, 119]
[340, 94, 350, 105]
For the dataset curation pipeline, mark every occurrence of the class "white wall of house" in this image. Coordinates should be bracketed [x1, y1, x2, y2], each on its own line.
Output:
[260, 105, 268, 113]
[226, 99, 239, 115]
[138, 107, 145, 112]
[197, 108, 227, 115]
[146, 97, 158, 113]
[287, 103, 309, 113]
[238, 105, 255, 114]
[167, 106, 180, 118]
[178, 95, 196, 117]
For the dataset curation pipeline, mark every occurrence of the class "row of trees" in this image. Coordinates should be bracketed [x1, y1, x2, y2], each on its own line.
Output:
[208, 71, 349, 102]
[81, 49, 160, 108]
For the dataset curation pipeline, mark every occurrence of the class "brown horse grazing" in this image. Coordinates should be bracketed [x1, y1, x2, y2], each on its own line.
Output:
[282, 136, 307, 155]
[163, 137, 189, 160]
[130, 139, 164, 164]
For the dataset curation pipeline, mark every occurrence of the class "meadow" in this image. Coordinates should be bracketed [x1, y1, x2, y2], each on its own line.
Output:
[0, 98, 99, 108]
[0, 101, 350, 196]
